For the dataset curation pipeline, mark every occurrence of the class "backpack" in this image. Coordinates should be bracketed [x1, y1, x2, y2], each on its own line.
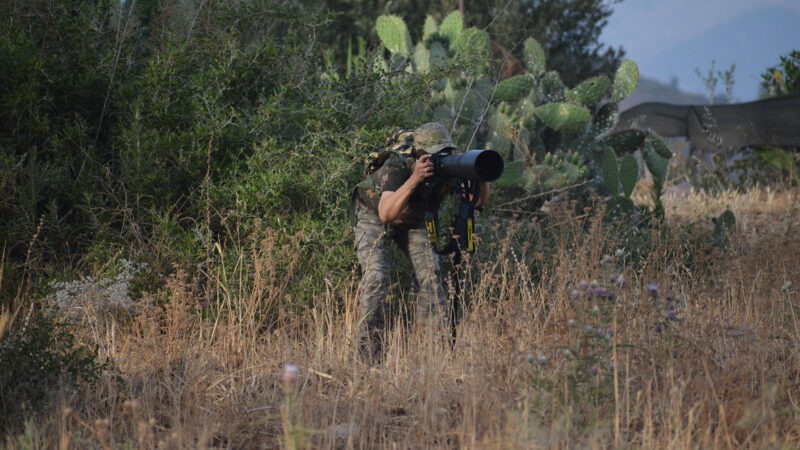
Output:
[363, 128, 415, 177]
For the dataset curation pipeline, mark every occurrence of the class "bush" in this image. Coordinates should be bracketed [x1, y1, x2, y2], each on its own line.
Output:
[0, 307, 106, 432]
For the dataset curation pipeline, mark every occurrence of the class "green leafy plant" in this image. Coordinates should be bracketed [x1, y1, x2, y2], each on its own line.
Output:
[761, 50, 800, 97]
[0, 307, 106, 432]
[375, 12, 672, 220]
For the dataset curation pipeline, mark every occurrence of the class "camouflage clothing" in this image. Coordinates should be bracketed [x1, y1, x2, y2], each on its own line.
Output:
[353, 203, 446, 357]
[355, 152, 449, 229]
[353, 153, 450, 359]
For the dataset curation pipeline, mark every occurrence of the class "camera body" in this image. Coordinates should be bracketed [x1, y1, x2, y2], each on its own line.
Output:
[428, 149, 504, 183]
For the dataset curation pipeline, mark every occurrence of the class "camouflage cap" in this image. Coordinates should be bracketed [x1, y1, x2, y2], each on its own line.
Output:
[413, 122, 457, 154]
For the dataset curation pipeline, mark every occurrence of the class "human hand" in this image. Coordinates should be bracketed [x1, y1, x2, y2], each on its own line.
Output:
[410, 153, 435, 186]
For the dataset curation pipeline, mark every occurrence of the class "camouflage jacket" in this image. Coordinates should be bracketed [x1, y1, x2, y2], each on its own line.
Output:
[354, 152, 449, 229]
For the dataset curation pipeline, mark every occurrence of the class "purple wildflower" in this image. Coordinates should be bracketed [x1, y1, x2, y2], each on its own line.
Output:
[666, 310, 677, 320]
[590, 287, 615, 298]
[607, 327, 615, 338]
[590, 365, 599, 376]
[647, 283, 659, 299]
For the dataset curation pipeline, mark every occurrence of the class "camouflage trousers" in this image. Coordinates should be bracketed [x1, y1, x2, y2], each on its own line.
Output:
[353, 204, 446, 356]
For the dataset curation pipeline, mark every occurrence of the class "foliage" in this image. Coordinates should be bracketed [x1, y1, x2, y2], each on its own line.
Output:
[760, 50, 800, 97]
[0, 307, 106, 433]
[464, 0, 626, 86]
[0, 0, 429, 304]
[306, 0, 624, 87]
[374, 12, 672, 223]
[695, 59, 736, 104]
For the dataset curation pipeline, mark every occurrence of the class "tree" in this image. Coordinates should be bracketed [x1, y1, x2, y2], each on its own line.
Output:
[761, 50, 800, 97]
[311, 0, 625, 85]
[465, 0, 625, 86]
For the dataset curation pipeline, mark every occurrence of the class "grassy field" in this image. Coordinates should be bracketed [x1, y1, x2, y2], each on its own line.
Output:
[3, 186, 799, 449]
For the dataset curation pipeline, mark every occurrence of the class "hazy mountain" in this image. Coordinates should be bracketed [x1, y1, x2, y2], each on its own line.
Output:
[632, 5, 800, 102]
[620, 76, 709, 111]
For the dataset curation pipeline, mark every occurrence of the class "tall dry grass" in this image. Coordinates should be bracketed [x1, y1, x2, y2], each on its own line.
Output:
[6, 188, 800, 449]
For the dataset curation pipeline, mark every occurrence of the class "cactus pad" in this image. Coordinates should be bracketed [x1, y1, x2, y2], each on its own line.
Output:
[647, 132, 673, 159]
[602, 147, 620, 196]
[567, 75, 611, 106]
[376, 15, 413, 56]
[493, 160, 525, 188]
[642, 141, 669, 187]
[493, 75, 535, 102]
[619, 154, 639, 197]
[598, 129, 647, 155]
[439, 11, 463, 43]
[612, 60, 639, 103]
[451, 27, 491, 70]
[413, 43, 430, 73]
[540, 71, 565, 101]
[534, 102, 591, 132]
[523, 38, 546, 77]
[423, 15, 438, 41]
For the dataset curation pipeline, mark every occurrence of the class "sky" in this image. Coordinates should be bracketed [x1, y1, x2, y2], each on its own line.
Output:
[601, 0, 800, 102]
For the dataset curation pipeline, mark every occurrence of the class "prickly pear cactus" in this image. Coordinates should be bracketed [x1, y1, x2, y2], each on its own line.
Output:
[371, 11, 672, 219]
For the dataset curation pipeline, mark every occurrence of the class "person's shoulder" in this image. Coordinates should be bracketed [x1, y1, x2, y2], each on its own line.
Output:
[377, 152, 413, 174]
[372, 152, 412, 192]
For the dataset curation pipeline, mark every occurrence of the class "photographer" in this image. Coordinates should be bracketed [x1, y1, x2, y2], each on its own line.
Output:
[352, 122, 490, 361]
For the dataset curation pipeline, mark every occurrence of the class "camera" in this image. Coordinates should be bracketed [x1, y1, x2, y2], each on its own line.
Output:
[429, 149, 504, 182]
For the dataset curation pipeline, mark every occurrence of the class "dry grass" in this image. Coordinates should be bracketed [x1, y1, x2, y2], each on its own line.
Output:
[6, 188, 800, 449]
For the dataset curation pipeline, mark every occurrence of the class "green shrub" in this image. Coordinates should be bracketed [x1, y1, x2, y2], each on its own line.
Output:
[0, 308, 106, 432]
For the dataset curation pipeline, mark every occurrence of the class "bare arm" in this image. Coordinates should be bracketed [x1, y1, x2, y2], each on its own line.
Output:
[378, 154, 434, 223]
[475, 182, 490, 207]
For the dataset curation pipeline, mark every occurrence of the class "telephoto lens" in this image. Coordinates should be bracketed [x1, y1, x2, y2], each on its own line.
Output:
[431, 149, 504, 182]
